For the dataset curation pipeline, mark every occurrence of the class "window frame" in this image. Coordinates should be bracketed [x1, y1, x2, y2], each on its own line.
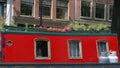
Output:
[80, 0, 92, 19]
[56, 0, 68, 20]
[96, 40, 109, 57]
[20, 0, 34, 17]
[68, 40, 82, 59]
[95, 2, 106, 21]
[40, 0, 51, 19]
[34, 39, 51, 60]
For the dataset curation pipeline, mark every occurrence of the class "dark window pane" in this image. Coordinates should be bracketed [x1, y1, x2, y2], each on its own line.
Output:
[0, 4, 4, 16]
[95, 3, 104, 19]
[56, 0, 68, 19]
[81, 0, 90, 17]
[21, 0, 34, 16]
[36, 40, 48, 57]
[40, 0, 51, 18]
[109, 5, 113, 20]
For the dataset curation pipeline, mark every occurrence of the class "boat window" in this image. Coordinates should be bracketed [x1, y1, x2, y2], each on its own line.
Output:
[68, 40, 82, 59]
[97, 41, 108, 57]
[35, 39, 50, 59]
[7, 40, 12, 46]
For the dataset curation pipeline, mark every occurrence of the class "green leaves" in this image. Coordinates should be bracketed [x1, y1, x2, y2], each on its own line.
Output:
[68, 21, 110, 32]
[0, 17, 4, 30]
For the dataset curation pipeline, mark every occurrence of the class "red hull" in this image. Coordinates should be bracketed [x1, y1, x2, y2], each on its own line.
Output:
[0, 31, 119, 63]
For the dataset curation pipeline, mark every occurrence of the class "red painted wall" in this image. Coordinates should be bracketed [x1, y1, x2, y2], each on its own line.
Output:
[0, 34, 2, 51]
[3, 34, 119, 63]
[0, 33, 3, 61]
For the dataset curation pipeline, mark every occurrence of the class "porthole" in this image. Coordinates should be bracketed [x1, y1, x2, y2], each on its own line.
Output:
[7, 40, 13, 46]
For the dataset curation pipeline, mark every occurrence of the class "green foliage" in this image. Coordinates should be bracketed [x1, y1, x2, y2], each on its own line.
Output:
[9, 23, 17, 27]
[68, 21, 111, 32]
[0, 17, 17, 31]
[25, 23, 28, 32]
[0, 17, 4, 30]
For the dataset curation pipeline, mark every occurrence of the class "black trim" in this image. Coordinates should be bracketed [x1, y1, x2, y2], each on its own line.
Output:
[0, 63, 119, 66]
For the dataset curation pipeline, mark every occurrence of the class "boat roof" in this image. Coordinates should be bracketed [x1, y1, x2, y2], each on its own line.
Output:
[0, 30, 117, 36]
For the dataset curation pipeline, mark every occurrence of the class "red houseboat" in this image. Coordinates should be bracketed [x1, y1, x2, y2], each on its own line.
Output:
[0, 28, 119, 63]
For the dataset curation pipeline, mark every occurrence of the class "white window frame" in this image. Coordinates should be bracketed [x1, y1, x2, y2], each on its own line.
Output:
[80, 0, 92, 19]
[34, 39, 51, 60]
[95, 2, 106, 21]
[96, 40, 109, 57]
[68, 40, 82, 59]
